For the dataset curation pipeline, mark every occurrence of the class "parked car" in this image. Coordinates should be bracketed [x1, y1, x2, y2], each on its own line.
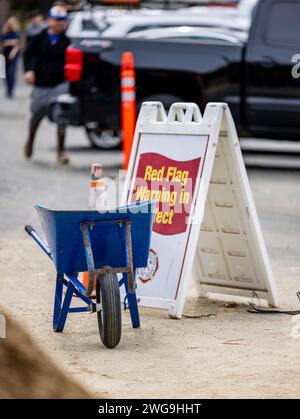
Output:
[127, 26, 248, 42]
[67, 4, 250, 40]
[182, 0, 257, 16]
[55, 0, 300, 149]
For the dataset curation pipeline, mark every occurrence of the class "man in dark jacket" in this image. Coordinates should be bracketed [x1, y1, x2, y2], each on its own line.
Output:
[24, 5, 70, 164]
[25, 10, 47, 44]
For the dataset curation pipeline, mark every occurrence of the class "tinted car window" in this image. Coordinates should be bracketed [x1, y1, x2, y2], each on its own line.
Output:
[82, 19, 99, 31]
[265, 2, 300, 48]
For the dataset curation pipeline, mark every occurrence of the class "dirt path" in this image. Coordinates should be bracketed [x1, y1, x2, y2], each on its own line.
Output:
[1, 232, 300, 399]
[1, 89, 300, 398]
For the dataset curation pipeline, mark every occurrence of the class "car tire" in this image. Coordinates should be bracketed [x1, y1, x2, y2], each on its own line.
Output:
[85, 95, 184, 150]
[85, 122, 121, 150]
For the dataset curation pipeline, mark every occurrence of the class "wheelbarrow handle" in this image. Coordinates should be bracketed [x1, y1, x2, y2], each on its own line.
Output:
[25, 225, 52, 258]
[25, 225, 37, 235]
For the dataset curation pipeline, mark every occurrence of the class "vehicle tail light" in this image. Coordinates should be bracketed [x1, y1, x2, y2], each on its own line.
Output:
[65, 48, 83, 82]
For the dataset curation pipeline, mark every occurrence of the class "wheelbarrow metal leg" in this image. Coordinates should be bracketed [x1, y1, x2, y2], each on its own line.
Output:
[65, 272, 89, 299]
[123, 220, 140, 328]
[53, 274, 64, 331]
[123, 272, 140, 328]
[54, 281, 75, 332]
[125, 221, 135, 294]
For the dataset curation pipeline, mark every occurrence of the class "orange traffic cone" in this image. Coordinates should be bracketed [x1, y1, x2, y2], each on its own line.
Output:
[121, 52, 137, 170]
[82, 272, 97, 294]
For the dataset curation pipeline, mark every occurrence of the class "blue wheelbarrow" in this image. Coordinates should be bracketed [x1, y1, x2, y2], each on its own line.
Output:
[25, 201, 155, 348]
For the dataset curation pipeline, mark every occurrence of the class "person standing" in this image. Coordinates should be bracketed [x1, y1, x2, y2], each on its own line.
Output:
[23, 5, 70, 165]
[25, 10, 47, 44]
[1, 17, 21, 99]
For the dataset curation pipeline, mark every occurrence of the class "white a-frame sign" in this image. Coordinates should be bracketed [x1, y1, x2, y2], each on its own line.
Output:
[122, 102, 278, 319]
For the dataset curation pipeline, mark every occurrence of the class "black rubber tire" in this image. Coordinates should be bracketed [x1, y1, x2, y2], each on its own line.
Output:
[85, 124, 121, 150]
[96, 268, 122, 348]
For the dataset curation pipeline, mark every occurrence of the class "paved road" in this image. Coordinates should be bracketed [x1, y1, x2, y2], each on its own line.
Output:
[0, 78, 123, 232]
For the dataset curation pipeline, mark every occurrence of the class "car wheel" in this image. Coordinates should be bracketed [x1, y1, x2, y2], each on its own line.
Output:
[85, 122, 121, 150]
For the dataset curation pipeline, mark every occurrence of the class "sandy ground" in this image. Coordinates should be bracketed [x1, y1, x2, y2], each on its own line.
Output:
[1, 79, 300, 399]
[1, 233, 300, 398]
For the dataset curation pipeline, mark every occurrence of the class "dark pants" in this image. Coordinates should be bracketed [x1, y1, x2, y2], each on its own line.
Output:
[5, 56, 18, 98]
[29, 82, 68, 132]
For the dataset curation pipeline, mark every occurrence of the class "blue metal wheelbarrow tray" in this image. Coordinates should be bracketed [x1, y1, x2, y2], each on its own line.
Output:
[25, 201, 155, 348]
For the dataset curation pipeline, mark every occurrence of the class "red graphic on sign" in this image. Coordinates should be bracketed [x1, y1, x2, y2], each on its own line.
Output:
[137, 248, 159, 284]
[132, 152, 201, 236]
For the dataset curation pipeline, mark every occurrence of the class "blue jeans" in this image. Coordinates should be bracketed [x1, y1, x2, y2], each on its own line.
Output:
[5, 55, 18, 98]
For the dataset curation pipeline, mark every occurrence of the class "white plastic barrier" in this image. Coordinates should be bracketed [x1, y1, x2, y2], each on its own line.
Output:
[122, 102, 278, 319]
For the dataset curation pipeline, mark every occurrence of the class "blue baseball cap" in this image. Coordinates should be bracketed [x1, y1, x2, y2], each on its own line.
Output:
[48, 5, 67, 20]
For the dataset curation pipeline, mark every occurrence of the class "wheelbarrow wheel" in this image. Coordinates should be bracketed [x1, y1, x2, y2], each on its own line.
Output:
[96, 269, 121, 348]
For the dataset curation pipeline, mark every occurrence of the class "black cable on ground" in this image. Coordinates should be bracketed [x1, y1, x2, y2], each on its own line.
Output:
[247, 291, 300, 315]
